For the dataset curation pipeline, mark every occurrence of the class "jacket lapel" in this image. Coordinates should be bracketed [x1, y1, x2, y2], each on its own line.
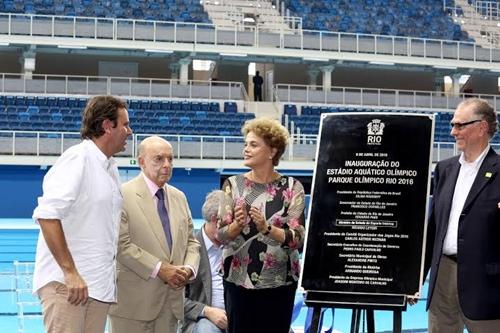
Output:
[439, 159, 460, 231]
[197, 230, 212, 303]
[462, 148, 497, 213]
[136, 176, 170, 257]
[164, 184, 176, 256]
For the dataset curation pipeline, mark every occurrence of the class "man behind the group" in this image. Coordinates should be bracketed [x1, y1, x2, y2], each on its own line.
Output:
[183, 190, 227, 333]
[32, 95, 132, 333]
[109, 135, 200, 333]
[252, 71, 264, 101]
[425, 98, 500, 332]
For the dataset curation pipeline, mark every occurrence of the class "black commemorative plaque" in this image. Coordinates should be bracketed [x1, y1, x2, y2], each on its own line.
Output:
[301, 113, 433, 305]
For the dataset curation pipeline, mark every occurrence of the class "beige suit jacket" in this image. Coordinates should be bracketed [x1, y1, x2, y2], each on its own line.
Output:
[109, 174, 200, 322]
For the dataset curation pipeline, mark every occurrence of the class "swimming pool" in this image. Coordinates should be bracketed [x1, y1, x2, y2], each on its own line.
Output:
[0, 219, 431, 333]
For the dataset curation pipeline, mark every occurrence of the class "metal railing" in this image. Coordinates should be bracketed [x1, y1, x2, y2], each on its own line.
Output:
[0, 73, 246, 100]
[13, 261, 42, 333]
[0, 13, 499, 63]
[275, 84, 500, 110]
[2, 130, 496, 164]
[475, 1, 500, 20]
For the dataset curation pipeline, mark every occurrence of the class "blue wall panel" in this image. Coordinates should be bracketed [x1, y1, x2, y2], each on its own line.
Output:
[0, 165, 223, 220]
[169, 168, 222, 219]
[0, 166, 45, 218]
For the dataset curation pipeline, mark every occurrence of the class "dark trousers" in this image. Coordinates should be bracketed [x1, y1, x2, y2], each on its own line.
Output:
[224, 281, 297, 333]
[254, 88, 262, 101]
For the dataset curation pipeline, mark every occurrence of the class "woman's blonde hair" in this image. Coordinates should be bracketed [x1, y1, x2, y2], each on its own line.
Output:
[242, 117, 289, 166]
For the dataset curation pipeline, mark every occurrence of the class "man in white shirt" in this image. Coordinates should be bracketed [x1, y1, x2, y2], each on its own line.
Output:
[32, 95, 132, 333]
[183, 190, 227, 333]
[425, 98, 500, 332]
[109, 135, 200, 333]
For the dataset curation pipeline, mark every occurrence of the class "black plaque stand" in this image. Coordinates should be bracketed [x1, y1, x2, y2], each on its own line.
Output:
[305, 294, 407, 333]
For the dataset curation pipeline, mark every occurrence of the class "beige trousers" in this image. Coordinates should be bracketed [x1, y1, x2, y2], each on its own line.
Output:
[38, 281, 110, 333]
[109, 295, 179, 333]
[429, 255, 500, 333]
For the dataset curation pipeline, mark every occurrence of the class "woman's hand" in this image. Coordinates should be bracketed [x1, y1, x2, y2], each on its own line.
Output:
[234, 202, 247, 228]
[249, 206, 266, 232]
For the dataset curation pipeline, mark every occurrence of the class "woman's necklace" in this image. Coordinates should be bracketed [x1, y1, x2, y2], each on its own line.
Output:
[250, 170, 277, 184]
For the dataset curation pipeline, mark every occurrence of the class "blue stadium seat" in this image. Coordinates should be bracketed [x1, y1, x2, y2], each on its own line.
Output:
[47, 97, 58, 106]
[224, 101, 237, 113]
[150, 100, 160, 110]
[26, 96, 36, 106]
[58, 97, 68, 107]
[284, 0, 469, 41]
[195, 111, 207, 120]
[159, 116, 170, 125]
[15, 96, 26, 106]
[181, 101, 191, 111]
[36, 96, 48, 106]
[140, 100, 151, 110]
[129, 100, 141, 109]
[51, 113, 63, 122]
[191, 102, 201, 111]
[67, 98, 78, 108]
[209, 102, 219, 112]
[160, 100, 171, 111]
[171, 101, 181, 111]
[18, 112, 30, 122]
[200, 102, 210, 111]
[78, 98, 87, 108]
[284, 104, 297, 115]
[5, 96, 15, 106]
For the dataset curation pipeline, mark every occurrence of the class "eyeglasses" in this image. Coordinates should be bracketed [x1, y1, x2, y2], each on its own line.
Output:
[450, 119, 483, 130]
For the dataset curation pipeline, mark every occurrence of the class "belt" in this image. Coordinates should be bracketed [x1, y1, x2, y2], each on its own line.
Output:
[444, 254, 458, 262]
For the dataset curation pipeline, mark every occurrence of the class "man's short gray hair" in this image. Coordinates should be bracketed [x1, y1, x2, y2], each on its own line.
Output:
[202, 190, 224, 222]
[459, 98, 498, 138]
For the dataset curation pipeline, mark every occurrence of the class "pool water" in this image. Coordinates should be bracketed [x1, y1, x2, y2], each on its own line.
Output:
[0, 219, 432, 333]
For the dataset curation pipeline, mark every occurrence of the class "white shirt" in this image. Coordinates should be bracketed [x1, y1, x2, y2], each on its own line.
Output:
[202, 227, 224, 310]
[32, 140, 122, 302]
[442, 145, 489, 255]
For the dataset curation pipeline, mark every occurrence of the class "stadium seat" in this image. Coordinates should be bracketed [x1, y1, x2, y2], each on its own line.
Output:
[284, 0, 469, 41]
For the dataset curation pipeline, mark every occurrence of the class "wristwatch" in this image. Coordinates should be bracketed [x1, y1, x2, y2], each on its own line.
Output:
[262, 224, 272, 235]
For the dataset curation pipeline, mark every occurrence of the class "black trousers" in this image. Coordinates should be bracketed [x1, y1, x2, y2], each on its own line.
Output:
[224, 281, 297, 333]
[254, 88, 262, 101]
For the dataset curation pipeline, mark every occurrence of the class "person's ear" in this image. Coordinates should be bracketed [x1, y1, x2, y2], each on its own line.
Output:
[102, 119, 112, 134]
[271, 147, 278, 159]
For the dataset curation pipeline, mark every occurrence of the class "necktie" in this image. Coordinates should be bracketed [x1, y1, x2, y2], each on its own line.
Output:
[155, 188, 173, 250]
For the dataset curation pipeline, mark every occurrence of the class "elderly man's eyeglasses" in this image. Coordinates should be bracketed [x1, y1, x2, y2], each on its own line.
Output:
[450, 119, 483, 130]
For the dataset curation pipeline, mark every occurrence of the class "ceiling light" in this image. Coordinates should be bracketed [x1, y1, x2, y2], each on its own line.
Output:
[220, 52, 247, 57]
[57, 45, 87, 49]
[145, 49, 173, 54]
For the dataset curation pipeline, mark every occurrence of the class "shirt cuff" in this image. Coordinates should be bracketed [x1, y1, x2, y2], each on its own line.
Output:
[184, 265, 197, 280]
[151, 261, 162, 278]
[199, 306, 206, 318]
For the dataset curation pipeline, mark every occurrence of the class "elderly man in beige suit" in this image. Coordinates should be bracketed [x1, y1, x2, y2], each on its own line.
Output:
[109, 136, 200, 333]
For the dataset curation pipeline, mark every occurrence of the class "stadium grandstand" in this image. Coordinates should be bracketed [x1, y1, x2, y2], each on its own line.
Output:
[0, 0, 499, 331]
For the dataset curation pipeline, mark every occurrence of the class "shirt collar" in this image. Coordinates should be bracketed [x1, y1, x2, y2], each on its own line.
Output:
[201, 224, 217, 251]
[459, 144, 489, 168]
[142, 173, 163, 198]
[84, 139, 115, 171]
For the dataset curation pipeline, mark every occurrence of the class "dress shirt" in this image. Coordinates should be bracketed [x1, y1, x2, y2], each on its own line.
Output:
[202, 227, 224, 310]
[143, 174, 197, 280]
[32, 140, 122, 302]
[442, 145, 489, 255]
